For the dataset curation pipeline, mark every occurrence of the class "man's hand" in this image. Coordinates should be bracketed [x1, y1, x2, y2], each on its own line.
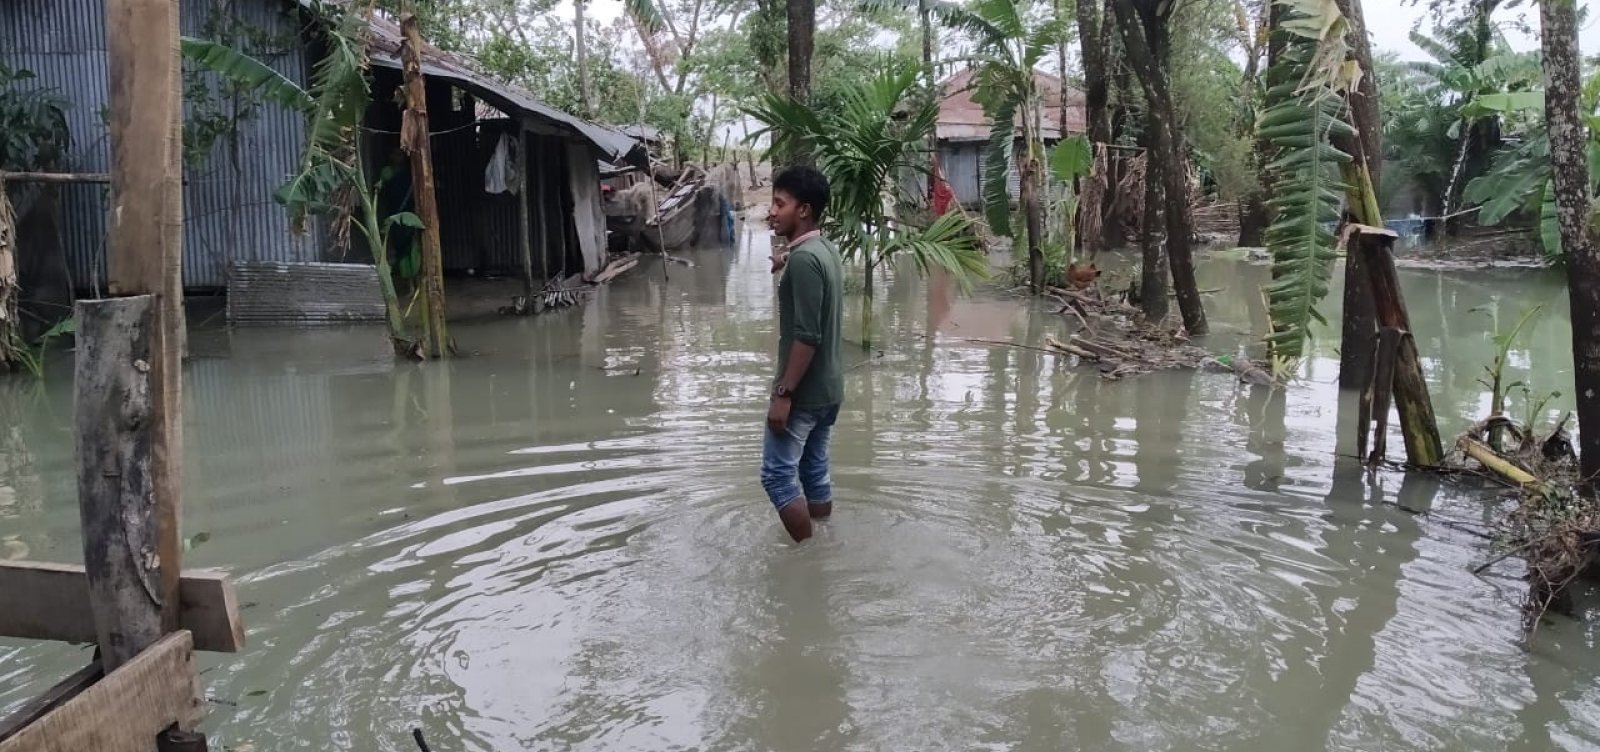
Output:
[767, 396, 792, 434]
[769, 251, 789, 274]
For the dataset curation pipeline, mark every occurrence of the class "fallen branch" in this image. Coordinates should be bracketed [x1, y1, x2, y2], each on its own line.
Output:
[1473, 542, 1534, 575]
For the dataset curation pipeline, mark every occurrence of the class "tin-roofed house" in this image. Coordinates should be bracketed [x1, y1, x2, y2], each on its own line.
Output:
[933, 68, 1087, 209]
[0, 0, 645, 326]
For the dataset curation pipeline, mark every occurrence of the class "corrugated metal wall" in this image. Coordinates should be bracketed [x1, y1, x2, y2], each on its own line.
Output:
[939, 143, 983, 208]
[939, 141, 1038, 208]
[1, 0, 322, 291]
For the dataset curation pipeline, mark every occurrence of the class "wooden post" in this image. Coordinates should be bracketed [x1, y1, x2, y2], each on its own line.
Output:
[399, 12, 451, 358]
[1367, 326, 1402, 463]
[103, 0, 184, 636]
[532, 138, 550, 285]
[1352, 227, 1445, 467]
[74, 296, 162, 671]
[518, 125, 535, 302]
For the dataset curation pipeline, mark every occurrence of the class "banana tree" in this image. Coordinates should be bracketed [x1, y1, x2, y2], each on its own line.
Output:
[1460, 70, 1600, 261]
[935, 0, 1061, 294]
[746, 63, 988, 345]
[1406, 27, 1542, 216]
[184, 3, 435, 347]
[1255, 0, 1363, 367]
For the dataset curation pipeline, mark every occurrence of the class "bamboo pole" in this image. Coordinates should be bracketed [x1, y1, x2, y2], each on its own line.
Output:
[0, 172, 112, 184]
[103, 0, 184, 638]
[1459, 437, 1542, 488]
[399, 12, 451, 358]
[518, 125, 535, 303]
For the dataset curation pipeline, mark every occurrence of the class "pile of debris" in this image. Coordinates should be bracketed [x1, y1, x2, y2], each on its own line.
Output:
[1450, 413, 1596, 638]
[1043, 284, 1273, 383]
[497, 252, 641, 316]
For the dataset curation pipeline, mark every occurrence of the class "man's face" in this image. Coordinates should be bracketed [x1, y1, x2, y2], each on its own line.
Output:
[766, 189, 807, 238]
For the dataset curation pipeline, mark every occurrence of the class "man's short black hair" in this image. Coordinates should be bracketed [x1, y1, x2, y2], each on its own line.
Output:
[773, 165, 830, 220]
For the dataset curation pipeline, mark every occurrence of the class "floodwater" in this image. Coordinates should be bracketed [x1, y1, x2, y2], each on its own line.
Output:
[3, 226, 1599, 752]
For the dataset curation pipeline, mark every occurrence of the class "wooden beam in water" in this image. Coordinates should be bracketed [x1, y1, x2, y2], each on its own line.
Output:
[103, 0, 186, 637]
[0, 632, 201, 752]
[1350, 226, 1445, 467]
[75, 295, 164, 670]
[1367, 326, 1403, 463]
[0, 561, 244, 653]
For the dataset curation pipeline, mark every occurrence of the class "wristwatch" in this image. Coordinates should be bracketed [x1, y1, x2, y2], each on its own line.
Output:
[772, 384, 793, 399]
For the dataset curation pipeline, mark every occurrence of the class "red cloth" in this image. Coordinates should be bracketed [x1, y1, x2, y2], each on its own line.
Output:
[930, 158, 955, 217]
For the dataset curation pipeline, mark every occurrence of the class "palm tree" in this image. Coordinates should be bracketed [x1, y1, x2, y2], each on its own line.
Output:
[937, 0, 1061, 293]
[746, 63, 988, 345]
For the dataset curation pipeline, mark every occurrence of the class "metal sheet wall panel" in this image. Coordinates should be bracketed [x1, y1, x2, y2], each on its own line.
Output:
[1, 0, 323, 291]
[939, 144, 982, 208]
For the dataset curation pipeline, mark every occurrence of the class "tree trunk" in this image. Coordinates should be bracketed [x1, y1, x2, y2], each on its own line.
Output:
[1022, 155, 1045, 292]
[787, 0, 812, 148]
[784, 0, 814, 167]
[1237, 200, 1269, 246]
[1103, 0, 1130, 250]
[1541, 0, 1600, 491]
[1111, 0, 1206, 334]
[920, 0, 934, 90]
[1236, 0, 1271, 249]
[1332, 0, 1383, 391]
[575, 0, 595, 118]
[1075, 0, 1111, 257]
[1139, 118, 1169, 323]
[401, 13, 451, 359]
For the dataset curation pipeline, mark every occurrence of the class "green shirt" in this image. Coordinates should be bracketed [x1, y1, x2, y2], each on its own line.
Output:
[776, 235, 845, 408]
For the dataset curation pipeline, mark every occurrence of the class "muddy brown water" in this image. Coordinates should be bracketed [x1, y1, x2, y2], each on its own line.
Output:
[3, 231, 1598, 751]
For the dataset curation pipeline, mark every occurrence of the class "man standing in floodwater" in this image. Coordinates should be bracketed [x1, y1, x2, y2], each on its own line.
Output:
[761, 166, 845, 543]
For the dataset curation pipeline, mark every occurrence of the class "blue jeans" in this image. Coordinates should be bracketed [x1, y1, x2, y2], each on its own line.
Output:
[760, 403, 840, 510]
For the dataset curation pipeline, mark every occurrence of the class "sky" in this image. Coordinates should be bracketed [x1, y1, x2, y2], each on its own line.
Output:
[562, 0, 1600, 63]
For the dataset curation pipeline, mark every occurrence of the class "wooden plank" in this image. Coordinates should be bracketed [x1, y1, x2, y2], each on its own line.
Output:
[75, 296, 163, 670]
[0, 665, 101, 743]
[0, 631, 201, 752]
[103, 0, 185, 637]
[0, 562, 242, 652]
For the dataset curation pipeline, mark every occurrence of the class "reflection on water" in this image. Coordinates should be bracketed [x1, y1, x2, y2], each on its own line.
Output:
[2, 229, 1598, 751]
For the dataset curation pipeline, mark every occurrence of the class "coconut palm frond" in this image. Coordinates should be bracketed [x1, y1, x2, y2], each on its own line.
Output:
[983, 94, 1018, 237]
[882, 210, 990, 290]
